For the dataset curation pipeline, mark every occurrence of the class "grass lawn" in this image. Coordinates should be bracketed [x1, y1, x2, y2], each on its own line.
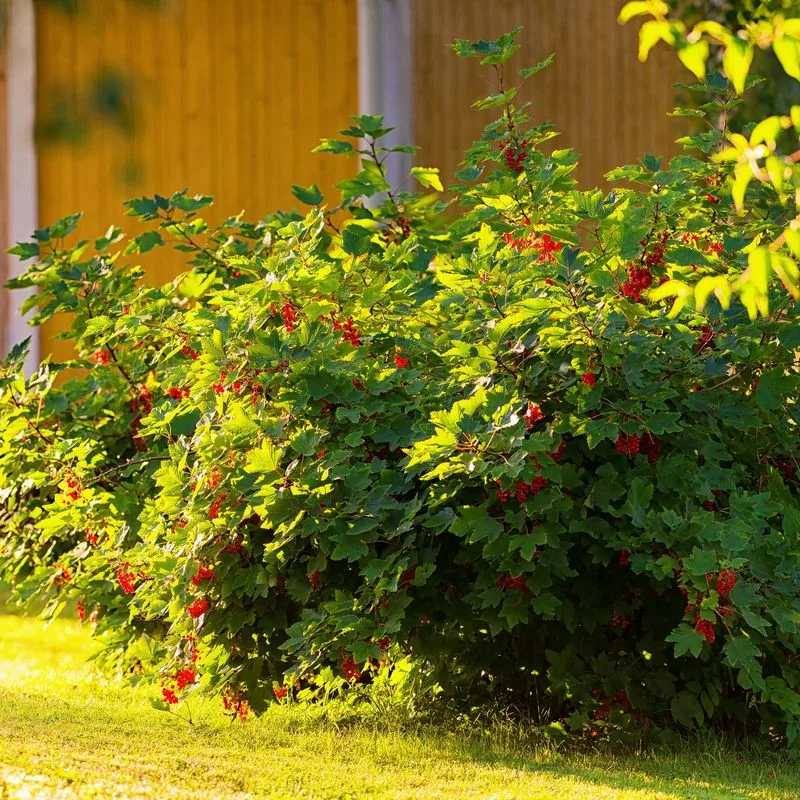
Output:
[0, 613, 799, 799]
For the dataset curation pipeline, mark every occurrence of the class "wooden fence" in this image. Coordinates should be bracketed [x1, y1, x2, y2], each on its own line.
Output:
[412, 0, 684, 188]
[2, 0, 689, 361]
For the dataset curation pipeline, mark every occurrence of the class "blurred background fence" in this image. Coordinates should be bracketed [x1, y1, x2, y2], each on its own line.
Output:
[1, 0, 683, 362]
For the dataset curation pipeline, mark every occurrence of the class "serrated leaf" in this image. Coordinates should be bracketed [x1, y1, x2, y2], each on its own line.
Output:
[724, 636, 764, 691]
[667, 624, 705, 658]
[410, 167, 444, 192]
[291, 184, 324, 206]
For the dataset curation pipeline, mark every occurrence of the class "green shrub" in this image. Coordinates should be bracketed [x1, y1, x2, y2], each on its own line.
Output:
[2, 24, 799, 744]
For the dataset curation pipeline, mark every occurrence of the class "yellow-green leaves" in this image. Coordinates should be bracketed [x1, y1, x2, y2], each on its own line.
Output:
[677, 39, 709, 80]
[618, 0, 669, 25]
[722, 38, 754, 95]
[638, 20, 675, 61]
[694, 276, 732, 311]
[648, 279, 694, 318]
[773, 18, 800, 80]
[653, 247, 800, 321]
[410, 167, 444, 192]
[737, 247, 800, 320]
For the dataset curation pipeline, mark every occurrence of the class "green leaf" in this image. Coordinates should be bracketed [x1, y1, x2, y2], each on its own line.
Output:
[291, 184, 324, 206]
[342, 225, 373, 256]
[667, 624, 706, 658]
[7, 242, 40, 261]
[410, 167, 444, 192]
[126, 231, 164, 255]
[450, 506, 503, 544]
[625, 477, 653, 527]
[313, 139, 355, 155]
[473, 88, 517, 111]
[671, 690, 704, 728]
[724, 636, 764, 691]
[245, 440, 283, 477]
[684, 547, 717, 576]
[520, 54, 554, 79]
[756, 367, 797, 411]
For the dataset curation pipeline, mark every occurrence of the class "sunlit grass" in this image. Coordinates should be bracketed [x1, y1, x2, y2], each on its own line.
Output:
[1, 613, 798, 799]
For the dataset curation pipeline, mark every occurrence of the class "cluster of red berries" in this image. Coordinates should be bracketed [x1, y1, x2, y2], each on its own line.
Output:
[341, 653, 363, 682]
[643, 231, 669, 269]
[116, 562, 139, 594]
[716, 569, 737, 597]
[612, 610, 631, 630]
[307, 569, 320, 588]
[332, 314, 361, 347]
[162, 666, 198, 704]
[92, 350, 110, 366]
[613, 431, 661, 462]
[64, 472, 82, 503]
[591, 689, 631, 720]
[223, 534, 244, 555]
[548, 440, 566, 463]
[190, 564, 214, 587]
[640, 432, 662, 464]
[515, 477, 548, 503]
[503, 231, 538, 251]
[774, 458, 797, 482]
[495, 575, 527, 591]
[382, 216, 412, 244]
[622, 264, 654, 303]
[615, 433, 640, 456]
[209, 494, 226, 520]
[496, 476, 548, 504]
[130, 384, 152, 452]
[281, 303, 298, 332]
[524, 402, 543, 429]
[187, 598, 210, 618]
[696, 324, 715, 353]
[181, 334, 199, 360]
[400, 567, 416, 589]
[54, 565, 72, 586]
[207, 468, 222, 490]
[85, 527, 99, 546]
[501, 231, 563, 265]
[680, 232, 723, 255]
[273, 685, 289, 701]
[694, 614, 716, 643]
[501, 138, 529, 172]
[534, 234, 563, 263]
[221, 685, 250, 721]
[395, 353, 409, 368]
[581, 371, 597, 387]
[618, 550, 630, 567]
[167, 386, 190, 399]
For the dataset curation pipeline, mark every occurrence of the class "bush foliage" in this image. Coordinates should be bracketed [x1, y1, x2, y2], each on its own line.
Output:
[2, 19, 800, 743]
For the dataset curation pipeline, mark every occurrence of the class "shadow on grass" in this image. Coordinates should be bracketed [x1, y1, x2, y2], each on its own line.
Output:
[1, 612, 798, 800]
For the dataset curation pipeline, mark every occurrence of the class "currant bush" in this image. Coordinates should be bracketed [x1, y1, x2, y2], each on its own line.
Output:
[2, 25, 800, 744]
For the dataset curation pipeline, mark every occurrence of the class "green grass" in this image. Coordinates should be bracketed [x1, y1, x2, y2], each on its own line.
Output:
[0, 614, 799, 799]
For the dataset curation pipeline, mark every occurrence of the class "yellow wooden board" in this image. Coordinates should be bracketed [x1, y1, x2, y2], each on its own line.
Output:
[35, 0, 358, 362]
[411, 0, 683, 191]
